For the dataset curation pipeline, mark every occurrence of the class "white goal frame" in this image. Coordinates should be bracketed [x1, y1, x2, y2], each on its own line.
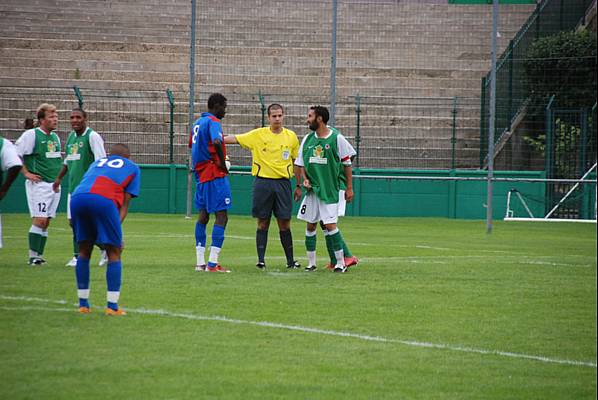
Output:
[504, 163, 597, 223]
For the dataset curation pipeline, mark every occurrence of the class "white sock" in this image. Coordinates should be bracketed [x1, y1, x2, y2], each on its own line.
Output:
[107, 291, 120, 304]
[307, 251, 316, 267]
[334, 249, 345, 267]
[196, 245, 206, 266]
[208, 246, 221, 265]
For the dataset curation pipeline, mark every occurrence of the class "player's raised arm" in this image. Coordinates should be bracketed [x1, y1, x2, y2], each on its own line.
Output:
[223, 135, 238, 145]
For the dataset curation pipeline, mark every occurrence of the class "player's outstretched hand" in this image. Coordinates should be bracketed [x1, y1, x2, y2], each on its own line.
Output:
[302, 178, 312, 191]
[293, 186, 303, 202]
[52, 179, 61, 193]
[345, 188, 354, 203]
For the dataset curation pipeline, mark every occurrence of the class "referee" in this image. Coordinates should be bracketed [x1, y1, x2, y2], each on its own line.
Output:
[224, 103, 301, 269]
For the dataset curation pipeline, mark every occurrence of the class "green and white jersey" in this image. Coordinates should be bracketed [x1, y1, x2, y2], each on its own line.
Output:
[64, 127, 106, 193]
[1, 137, 23, 184]
[296, 127, 356, 204]
[15, 128, 62, 182]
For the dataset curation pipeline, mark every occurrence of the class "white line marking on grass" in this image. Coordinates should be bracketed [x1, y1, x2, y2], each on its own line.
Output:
[1, 295, 595, 368]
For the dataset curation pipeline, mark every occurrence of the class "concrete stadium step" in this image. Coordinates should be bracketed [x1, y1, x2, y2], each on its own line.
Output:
[0, 76, 482, 99]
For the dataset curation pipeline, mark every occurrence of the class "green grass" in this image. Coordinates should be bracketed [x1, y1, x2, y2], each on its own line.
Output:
[0, 213, 596, 399]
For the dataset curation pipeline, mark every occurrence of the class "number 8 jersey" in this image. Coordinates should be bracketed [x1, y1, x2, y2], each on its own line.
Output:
[73, 155, 141, 209]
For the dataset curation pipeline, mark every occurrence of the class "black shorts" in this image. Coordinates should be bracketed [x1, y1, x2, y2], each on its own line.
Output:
[252, 177, 292, 220]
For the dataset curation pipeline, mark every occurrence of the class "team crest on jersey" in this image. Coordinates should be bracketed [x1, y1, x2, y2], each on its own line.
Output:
[66, 143, 81, 160]
[45, 140, 61, 158]
[309, 145, 328, 164]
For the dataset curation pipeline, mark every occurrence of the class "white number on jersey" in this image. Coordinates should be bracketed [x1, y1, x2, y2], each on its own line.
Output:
[97, 158, 124, 168]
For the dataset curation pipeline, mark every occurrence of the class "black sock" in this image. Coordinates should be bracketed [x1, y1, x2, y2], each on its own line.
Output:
[256, 229, 268, 263]
[279, 229, 294, 265]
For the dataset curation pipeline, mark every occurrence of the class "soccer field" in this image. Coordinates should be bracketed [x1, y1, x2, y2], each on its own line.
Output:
[0, 213, 596, 399]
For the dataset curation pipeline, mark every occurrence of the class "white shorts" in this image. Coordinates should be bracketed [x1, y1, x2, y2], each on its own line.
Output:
[25, 180, 61, 218]
[297, 191, 346, 224]
[67, 193, 72, 219]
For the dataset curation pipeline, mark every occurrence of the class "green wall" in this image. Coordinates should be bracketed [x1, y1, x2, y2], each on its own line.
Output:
[1, 164, 550, 220]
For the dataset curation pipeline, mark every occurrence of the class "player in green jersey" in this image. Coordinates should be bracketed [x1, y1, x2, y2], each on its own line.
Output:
[15, 103, 62, 265]
[53, 109, 106, 267]
[295, 105, 357, 273]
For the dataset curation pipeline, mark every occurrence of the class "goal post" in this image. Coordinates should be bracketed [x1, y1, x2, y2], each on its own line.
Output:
[504, 163, 597, 223]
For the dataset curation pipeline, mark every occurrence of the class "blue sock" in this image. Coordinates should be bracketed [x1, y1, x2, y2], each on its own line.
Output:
[106, 261, 122, 311]
[211, 224, 225, 248]
[76, 258, 90, 308]
[195, 222, 207, 247]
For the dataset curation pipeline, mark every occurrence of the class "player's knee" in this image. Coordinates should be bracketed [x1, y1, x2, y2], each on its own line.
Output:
[277, 218, 291, 231]
[257, 218, 270, 230]
[197, 212, 209, 225]
[33, 217, 50, 230]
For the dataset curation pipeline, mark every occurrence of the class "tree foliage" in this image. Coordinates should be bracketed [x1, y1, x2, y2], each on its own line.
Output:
[523, 29, 597, 109]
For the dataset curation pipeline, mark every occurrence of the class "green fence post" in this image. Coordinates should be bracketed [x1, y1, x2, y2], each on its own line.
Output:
[73, 86, 84, 109]
[258, 91, 266, 128]
[448, 169, 457, 219]
[355, 93, 361, 168]
[579, 107, 589, 219]
[354, 93, 362, 216]
[507, 40, 514, 123]
[544, 95, 555, 214]
[451, 96, 457, 170]
[166, 88, 176, 213]
[166, 89, 175, 164]
[480, 76, 487, 168]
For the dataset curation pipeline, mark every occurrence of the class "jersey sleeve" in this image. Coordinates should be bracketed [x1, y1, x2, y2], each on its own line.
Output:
[14, 129, 36, 157]
[337, 134, 357, 166]
[209, 119, 223, 142]
[124, 164, 141, 198]
[1, 139, 23, 171]
[294, 134, 309, 167]
[291, 133, 300, 160]
[89, 131, 107, 160]
[235, 128, 259, 150]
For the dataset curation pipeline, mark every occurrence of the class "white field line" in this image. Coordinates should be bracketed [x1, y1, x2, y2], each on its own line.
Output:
[1, 295, 595, 369]
[3, 228, 593, 257]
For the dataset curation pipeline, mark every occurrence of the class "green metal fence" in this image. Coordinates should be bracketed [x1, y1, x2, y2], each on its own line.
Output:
[480, 0, 593, 166]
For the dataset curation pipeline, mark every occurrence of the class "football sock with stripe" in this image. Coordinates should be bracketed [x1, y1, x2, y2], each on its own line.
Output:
[195, 222, 207, 265]
[208, 224, 225, 268]
[75, 257, 91, 308]
[256, 228, 268, 264]
[339, 230, 352, 257]
[28, 225, 44, 256]
[323, 229, 336, 265]
[106, 261, 122, 311]
[40, 230, 48, 255]
[279, 229, 294, 265]
[305, 229, 317, 267]
[328, 229, 345, 266]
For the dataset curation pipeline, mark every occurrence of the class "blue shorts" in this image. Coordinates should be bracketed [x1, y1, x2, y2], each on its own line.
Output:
[71, 193, 122, 247]
[194, 177, 232, 213]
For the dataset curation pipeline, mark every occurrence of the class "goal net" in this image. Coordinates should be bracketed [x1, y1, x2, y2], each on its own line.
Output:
[504, 163, 597, 223]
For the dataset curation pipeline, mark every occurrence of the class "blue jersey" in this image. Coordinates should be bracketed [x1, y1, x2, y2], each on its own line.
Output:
[73, 155, 141, 209]
[189, 112, 227, 183]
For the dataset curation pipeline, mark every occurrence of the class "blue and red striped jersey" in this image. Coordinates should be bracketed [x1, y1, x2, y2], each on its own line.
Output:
[189, 112, 227, 183]
[73, 155, 141, 208]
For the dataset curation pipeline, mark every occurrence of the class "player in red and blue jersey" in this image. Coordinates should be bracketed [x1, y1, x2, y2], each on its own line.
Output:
[70, 143, 141, 315]
[189, 93, 232, 273]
